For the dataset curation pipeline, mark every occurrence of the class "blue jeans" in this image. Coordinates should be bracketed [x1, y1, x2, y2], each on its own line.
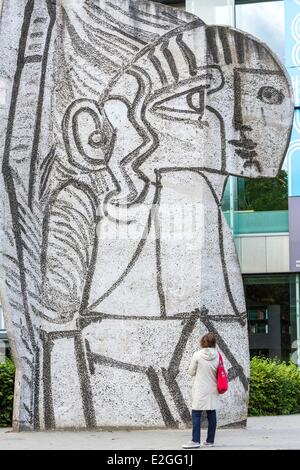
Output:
[192, 410, 217, 444]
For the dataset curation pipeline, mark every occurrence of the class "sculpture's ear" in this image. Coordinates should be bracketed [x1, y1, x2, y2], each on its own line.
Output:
[62, 99, 116, 172]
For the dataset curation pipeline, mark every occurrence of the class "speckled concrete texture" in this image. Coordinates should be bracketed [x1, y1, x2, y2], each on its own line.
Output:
[0, 0, 294, 431]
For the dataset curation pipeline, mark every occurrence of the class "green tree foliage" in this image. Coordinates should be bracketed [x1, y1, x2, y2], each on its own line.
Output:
[249, 356, 300, 416]
[240, 170, 288, 212]
[0, 359, 15, 427]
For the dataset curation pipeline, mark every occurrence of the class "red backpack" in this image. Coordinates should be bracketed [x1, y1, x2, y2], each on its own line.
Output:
[217, 353, 228, 394]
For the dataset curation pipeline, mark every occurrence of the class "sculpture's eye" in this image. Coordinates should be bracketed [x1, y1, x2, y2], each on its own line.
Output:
[257, 86, 284, 105]
[186, 89, 205, 114]
[150, 86, 206, 124]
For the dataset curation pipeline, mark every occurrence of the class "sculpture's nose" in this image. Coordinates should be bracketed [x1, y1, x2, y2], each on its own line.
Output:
[228, 124, 256, 146]
[228, 126, 257, 152]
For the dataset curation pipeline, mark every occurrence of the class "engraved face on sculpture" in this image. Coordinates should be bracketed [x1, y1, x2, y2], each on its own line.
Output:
[219, 65, 291, 177]
[146, 66, 291, 177]
[96, 26, 293, 208]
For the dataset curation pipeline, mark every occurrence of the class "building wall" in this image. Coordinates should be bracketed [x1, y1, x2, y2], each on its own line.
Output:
[236, 234, 290, 273]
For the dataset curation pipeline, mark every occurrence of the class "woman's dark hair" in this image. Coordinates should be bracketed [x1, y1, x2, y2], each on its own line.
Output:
[200, 333, 216, 348]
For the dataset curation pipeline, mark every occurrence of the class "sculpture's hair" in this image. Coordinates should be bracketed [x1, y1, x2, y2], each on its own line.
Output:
[205, 25, 281, 70]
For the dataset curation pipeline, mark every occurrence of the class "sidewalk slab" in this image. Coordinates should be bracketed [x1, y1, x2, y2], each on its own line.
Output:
[0, 415, 300, 450]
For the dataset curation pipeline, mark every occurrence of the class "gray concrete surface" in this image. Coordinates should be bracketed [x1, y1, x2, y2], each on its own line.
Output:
[0, 415, 299, 450]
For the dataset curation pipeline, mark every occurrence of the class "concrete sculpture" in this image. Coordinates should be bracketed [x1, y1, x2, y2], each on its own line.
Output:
[0, 0, 293, 430]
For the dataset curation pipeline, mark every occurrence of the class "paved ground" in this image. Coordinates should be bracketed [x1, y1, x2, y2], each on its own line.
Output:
[0, 415, 299, 450]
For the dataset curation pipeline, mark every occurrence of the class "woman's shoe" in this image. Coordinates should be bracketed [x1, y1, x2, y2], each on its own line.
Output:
[182, 441, 201, 449]
[201, 441, 214, 447]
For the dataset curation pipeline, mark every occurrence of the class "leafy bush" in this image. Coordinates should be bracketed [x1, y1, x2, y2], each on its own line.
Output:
[0, 359, 15, 426]
[239, 170, 288, 211]
[249, 356, 300, 416]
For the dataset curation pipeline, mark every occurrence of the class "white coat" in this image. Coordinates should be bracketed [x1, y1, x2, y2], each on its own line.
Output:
[188, 348, 220, 410]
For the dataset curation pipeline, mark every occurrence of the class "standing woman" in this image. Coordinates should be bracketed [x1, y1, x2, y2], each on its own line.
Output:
[182, 333, 223, 449]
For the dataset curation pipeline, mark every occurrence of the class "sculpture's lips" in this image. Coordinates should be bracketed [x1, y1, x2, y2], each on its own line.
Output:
[243, 158, 261, 171]
[228, 134, 257, 149]
[228, 139, 257, 151]
[233, 147, 258, 160]
[227, 136, 261, 170]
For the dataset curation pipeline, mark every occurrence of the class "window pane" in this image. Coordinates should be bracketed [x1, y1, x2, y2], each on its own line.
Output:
[235, 1, 285, 62]
[243, 274, 296, 362]
[186, 0, 234, 25]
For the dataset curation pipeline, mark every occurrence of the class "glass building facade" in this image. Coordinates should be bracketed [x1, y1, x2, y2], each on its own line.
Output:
[0, 0, 300, 367]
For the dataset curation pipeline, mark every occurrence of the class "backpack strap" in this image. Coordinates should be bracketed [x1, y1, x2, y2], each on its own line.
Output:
[218, 352, 223, 366]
